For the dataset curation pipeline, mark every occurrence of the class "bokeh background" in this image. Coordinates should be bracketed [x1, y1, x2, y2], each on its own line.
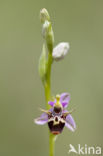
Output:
[0, 0, 103, 156]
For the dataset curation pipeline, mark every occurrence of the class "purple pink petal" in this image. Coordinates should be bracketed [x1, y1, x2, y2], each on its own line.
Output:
[48, 100, 55, 106]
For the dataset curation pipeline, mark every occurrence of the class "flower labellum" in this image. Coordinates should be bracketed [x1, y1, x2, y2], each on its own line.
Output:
[34, 93, 76, 135]
[52, 42, 70, 61]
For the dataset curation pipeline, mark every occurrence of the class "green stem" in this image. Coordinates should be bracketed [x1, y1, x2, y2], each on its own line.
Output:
[45, 52, 53, 109]
[44, 51, 55, 156]
[49, 133, 55, 156]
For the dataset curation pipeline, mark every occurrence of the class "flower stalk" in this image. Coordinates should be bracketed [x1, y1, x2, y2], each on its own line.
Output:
[45, 52, 52, 107]
[40, 8, 56, 156]
[49, 133, 55, 156]
[45, 51, 55, 156]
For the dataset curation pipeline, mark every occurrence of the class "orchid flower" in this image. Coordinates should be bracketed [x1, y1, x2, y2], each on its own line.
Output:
[35, 93, 76, 134]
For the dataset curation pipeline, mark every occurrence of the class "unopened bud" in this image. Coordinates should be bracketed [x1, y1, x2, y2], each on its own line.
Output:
[42, 20, 50, 38]
[40, 8, 50, 23]
[52, 42, 70, 61]
[42, 21, 54, 52]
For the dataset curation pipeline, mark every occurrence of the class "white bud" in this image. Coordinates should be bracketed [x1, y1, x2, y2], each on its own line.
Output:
[52, 42, 70, 61]
[42, 20, 50, 38]
[42, 21, 54, 52]
[40, 8, 50, 23]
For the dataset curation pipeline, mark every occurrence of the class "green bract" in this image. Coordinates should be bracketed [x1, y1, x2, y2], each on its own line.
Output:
[39, 44, 46, 83]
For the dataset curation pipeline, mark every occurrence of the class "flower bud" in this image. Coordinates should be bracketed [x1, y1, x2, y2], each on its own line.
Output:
[52, 42, 70, 61]
[40, 8, 50, 23]
[42, 20, 54, 52]
[42, 20, 50, 38]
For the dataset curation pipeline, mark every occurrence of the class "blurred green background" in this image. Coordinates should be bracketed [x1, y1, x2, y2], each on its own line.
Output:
[0, 0, 103, 156]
